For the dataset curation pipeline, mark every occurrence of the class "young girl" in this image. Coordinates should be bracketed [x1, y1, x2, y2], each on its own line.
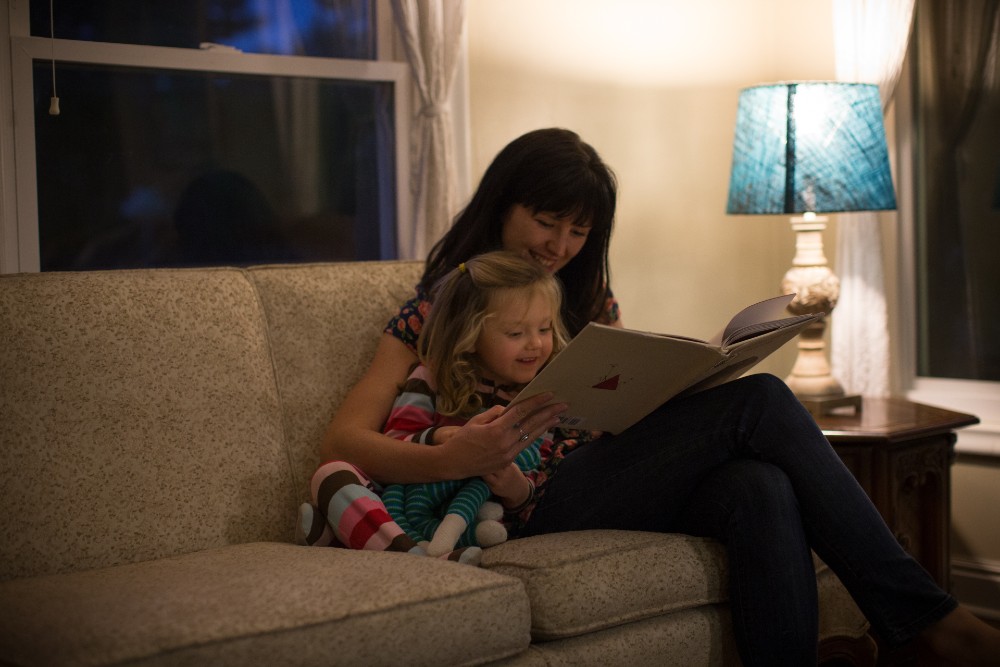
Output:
[298, 250, 573, 564]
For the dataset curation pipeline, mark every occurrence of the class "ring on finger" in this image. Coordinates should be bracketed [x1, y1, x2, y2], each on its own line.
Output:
[517, 426, 530, 443]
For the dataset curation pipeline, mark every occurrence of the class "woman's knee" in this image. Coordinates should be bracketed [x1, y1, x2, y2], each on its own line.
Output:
[734, 373, 795, 404]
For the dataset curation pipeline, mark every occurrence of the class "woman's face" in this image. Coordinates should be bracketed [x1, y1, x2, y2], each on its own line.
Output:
[501, 204, 590, 274]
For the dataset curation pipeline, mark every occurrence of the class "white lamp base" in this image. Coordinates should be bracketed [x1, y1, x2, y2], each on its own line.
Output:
[780, 214, 862, 418]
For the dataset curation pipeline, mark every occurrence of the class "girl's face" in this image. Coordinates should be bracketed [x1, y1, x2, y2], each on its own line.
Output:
[475, 290, 555, 387]
[501, 204, 590, 274]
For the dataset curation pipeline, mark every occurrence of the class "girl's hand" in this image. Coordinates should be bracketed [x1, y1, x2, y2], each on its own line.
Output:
[483, 463, 530, 507]
[435, 392, 566, 479]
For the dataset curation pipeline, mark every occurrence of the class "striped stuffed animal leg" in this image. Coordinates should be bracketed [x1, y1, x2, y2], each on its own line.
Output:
[310, 461, 423, 554]
[308, 461, 481, 565]
[295, 501, 340, 547]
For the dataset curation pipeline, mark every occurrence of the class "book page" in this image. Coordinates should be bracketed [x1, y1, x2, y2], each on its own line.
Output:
[684, 316, 817, 395]
[708, 294, 797, 346]
[719, 313, 817, 347]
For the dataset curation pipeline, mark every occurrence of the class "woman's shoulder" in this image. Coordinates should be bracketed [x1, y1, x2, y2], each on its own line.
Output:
[384, 286, 431, 351]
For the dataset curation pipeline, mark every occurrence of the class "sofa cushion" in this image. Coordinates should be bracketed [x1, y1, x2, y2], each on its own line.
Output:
[482, 530, 729, 640]
[484, 530, 870, 657]
[815, 559, 874, 642]
[525, 606, 741, 667]
[0, 269, 294, 580]
[247, 261, 424, 501]
[0, 542, 531, 667]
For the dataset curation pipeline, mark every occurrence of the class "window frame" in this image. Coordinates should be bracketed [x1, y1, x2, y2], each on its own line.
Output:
[0, 1, 410, 273]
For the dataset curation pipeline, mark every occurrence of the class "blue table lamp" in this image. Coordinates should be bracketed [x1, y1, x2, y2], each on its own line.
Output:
[726, 82, 896, 415]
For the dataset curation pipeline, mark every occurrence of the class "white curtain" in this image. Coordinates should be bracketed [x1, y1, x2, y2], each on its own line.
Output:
[390, 0, 467, 259]
[831, 0, 916, 397]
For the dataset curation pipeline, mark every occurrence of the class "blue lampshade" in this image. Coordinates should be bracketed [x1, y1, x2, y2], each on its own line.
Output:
[726, 82, 897, 215]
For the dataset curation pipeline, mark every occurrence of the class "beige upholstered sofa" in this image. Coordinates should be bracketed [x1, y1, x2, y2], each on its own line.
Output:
[0, 261, 876, 666]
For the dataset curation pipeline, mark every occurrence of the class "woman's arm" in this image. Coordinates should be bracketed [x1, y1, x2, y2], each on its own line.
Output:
[320, 333, 422, 479]
[322, 333, 566, 485]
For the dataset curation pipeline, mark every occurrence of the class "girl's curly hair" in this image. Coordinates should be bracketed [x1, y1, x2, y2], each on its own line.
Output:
[417, 250, 568, 417]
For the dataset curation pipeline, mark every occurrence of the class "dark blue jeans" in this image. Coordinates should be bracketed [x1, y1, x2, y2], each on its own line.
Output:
[521, 374, 956, 666]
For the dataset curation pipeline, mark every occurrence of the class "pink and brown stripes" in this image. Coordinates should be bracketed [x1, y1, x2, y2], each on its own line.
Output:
[310, 461, 417, 553]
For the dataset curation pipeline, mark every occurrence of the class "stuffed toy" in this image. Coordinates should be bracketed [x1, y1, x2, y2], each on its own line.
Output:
[382, 438, 542, 556]
[382, 442, 540, 556]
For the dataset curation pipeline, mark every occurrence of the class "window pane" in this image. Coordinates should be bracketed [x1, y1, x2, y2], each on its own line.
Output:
[31, 0, 374, 59]
[914, 0, 1000, 381]
[33, 62, 396, 270]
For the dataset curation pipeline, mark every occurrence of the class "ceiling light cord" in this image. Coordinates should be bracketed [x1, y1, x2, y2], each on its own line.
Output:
[49, 0, 60, 115]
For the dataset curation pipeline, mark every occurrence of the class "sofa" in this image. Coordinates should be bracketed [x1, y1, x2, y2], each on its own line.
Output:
[0, 260, 877, 666]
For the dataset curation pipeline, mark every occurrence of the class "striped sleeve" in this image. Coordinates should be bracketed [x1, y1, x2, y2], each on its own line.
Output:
[383, 365, 440, 444]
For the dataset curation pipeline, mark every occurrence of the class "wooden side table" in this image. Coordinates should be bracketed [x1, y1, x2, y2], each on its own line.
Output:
[815, 398, 978, 588]
[814, 398, 979, 665]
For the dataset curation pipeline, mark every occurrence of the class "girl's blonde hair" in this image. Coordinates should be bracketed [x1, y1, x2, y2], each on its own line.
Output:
[417, 250, 569, 417]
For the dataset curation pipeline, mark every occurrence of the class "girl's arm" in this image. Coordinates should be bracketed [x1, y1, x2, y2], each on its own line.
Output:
[321, 333, 566, 485]
[483, 463, 532, 509]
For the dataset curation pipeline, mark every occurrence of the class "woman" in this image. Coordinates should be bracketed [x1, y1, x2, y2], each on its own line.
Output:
[320, 128, 1000, 666]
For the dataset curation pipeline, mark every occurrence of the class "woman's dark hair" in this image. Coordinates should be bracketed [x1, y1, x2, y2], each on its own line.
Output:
[421, 128, 617, 336]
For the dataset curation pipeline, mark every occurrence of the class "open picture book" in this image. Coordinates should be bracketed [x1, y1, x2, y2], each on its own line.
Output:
[511, 294, 821, 434]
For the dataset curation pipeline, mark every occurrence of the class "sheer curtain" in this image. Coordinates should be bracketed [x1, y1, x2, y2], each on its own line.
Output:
[390, 0, 467, 259]
[831, 0, 915, 397]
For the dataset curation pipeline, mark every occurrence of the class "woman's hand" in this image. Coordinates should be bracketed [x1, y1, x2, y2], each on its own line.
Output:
[434, 392, 566, 479]
[432, 426, 460, 444]
[323, 333, 565, 484]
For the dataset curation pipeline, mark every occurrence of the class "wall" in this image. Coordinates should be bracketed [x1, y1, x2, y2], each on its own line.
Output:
[466, 0, 836, 377]
[910, 379, 1000, 619]
[466, 0, 1000, 619]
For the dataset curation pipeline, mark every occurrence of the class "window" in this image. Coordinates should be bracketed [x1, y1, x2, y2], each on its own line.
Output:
[1, 0, 409, 272]
[895, 0, 1000, 456]
[911, 0, 1000, 382]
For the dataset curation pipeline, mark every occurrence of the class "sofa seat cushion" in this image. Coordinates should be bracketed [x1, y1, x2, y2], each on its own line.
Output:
[0, 542, 531, 667]
[525, 606, 741, 667]
[483, 530, 871, 655]
[814, 559, 873, 643]
[482, 530, 728, 641]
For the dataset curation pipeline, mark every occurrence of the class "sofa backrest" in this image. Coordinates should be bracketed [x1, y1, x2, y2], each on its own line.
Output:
[0, 268, 296, 580]
[0, 261, 425, 582]
[247, 261, 424, 502]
